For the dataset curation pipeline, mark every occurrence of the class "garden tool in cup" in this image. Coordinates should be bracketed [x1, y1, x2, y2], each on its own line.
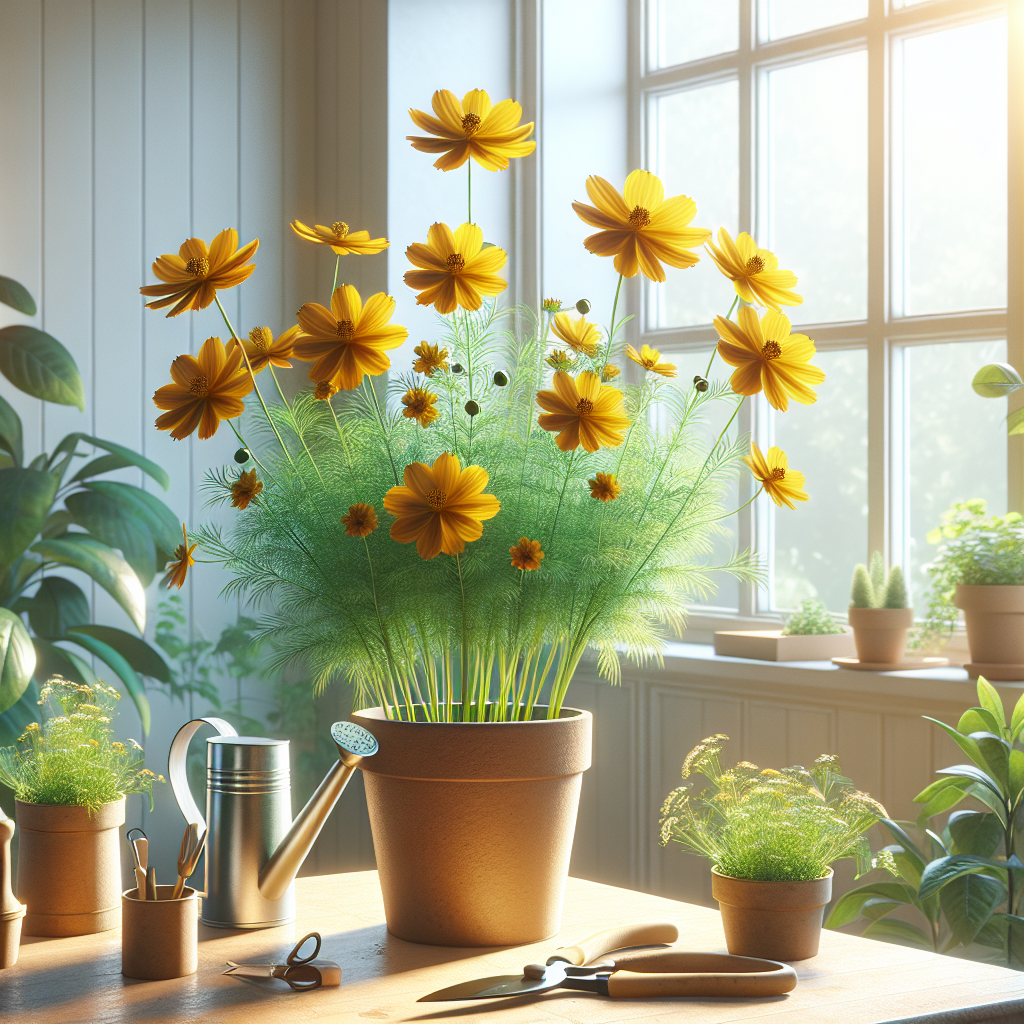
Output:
[169, 718, 378, 928]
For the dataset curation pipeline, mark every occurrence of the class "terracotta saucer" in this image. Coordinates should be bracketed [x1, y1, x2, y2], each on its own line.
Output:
[832, 656, 949, 672]
[964, 662, 1024, 682]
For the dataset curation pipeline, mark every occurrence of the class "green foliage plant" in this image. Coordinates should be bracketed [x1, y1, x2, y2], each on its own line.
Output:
[659, 734, 886, 882]
[884, 565, 908, 609]
[0, 676, 161, 812]
[781, 597, 843, 635]
[850, 565, 874, 609]
[848, 551, 909, 610]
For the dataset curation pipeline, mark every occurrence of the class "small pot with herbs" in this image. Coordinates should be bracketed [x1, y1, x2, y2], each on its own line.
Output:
[660, 734, 886, 960]
[848, 552, 912, 665]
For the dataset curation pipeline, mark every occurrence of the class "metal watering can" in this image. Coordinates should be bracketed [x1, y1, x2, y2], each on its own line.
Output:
[169, 717, 378, 928]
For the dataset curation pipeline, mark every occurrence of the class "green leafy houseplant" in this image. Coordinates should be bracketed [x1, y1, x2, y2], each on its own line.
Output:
[781, 597, 844, 636]
[850, 551, 908, 609]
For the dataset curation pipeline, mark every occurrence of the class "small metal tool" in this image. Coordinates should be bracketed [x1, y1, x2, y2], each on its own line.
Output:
[171, 822, 205, 899]
[126, 828, 148, 899]
[223, 931, 341, 990]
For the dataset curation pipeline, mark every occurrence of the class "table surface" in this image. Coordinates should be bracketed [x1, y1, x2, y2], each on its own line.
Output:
[3, 870, 1024, 1024]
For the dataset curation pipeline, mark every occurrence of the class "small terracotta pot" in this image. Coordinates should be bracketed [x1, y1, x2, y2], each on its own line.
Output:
[352, 705, 592, 947]
[122, 885, 198, 980]
[847, 607, 914, 664]
[956, 585, 1024, 679]
[16, 797, 125, 936]
[711, 868, 833, 961]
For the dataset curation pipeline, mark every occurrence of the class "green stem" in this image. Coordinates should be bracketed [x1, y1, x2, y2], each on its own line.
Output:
[608, 274, 624, 347]
[548, 449, 578, 545]
[268, 366, 325, 486]
[456, 551, 469, 721]
[363, 378, 400, 486]
[467, 160, 472, 224]
[331, 254, 340, 299]
[724, 294, 739, 321]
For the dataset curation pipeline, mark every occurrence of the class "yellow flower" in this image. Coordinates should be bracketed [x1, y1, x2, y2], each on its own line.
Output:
[233, 325, 299, 374]
[153, 336, 254, 441]
[413, 342, 449, 377]
[572, 170, 710, 282]
[404, 222, 507, 314]
[313, 380, 339, 401]
[383, 452, 500, 559]
[545, 350, 575, 372]
[407, 89, 536, 172]
[541, 297, 562, 313]
[401, 387, 439, 427]
[589, 472, 621, 502]
[289, 219, 389, 256]
[705, 228, 802, 311]
[744, 443, 808, 510]
[510, 537, 544, 571]
[601, 364, 620, 382]
[342, 503, 378, 538]
[715, 307, 825, 411]
[140, 229, 258, 318]
[231, 469, 262, 510]
[294, 284, 408, 390]
[626, 344, 676, 378]
[537, 370, 631, 453]
[162, 524, 197, 589]
[551, 313, 600, 356]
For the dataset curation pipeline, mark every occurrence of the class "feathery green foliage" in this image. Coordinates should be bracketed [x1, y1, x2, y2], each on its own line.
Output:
[849, 551, 908, 609]
[850, 564, 874, 609]
[869, 550, 886, 602]
[781, 597, 843, 635]
[884, 565, 908, 609]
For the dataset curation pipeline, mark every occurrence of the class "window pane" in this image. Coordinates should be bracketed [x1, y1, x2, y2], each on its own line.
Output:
[763, 0, 867, 41]
[652, 81, 739, 328]
[901, 340, 1008, 607]
[896, 19, 1007, 316]
[652, 0, 738, 69]
[767, 349, 868, 612]
[762, 52, 868, 324]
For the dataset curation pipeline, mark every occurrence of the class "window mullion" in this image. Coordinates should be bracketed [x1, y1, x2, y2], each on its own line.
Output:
[1008, 0, 1024, 512]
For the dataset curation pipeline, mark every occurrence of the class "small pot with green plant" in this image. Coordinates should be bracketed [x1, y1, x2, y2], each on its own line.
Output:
[846, 552, 913, 665]
[714, 597, 855, 662]
[0, 677, 161, 937]
[660, 734, 886, 960]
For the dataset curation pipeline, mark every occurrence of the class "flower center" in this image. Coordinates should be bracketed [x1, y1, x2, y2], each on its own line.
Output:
[336, 319, 355, 339]
[628, 206, 651, 229]
[426, 488, 448, 510]
[185, 257, 209, 278]
[642, 357, 656, 370]
[461, 112, 482, 136]
[576, 397, 594, 416]
[249, 326, 272, 350]
[762, 340, 782, 360]
[446, 253, 466, 273]
[770, 467, 786, 481]
[189, 375, 209, 396]
[332, 221, 349, 236]
[745, 254, 766, 274]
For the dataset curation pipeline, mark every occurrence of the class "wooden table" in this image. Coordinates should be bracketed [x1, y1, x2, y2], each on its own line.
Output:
[4, 871, 1024, 1023]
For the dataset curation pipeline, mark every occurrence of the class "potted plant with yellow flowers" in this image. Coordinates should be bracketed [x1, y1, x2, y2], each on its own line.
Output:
[142, 86, 828, 946]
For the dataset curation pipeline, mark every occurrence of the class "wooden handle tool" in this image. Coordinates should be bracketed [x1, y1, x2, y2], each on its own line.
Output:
[547, 921, 680, 966]
[171, 822, 203, 900]
[132, 837, 148, 899]
[145, 865, 157, 901]
[604, 950, 797, 999]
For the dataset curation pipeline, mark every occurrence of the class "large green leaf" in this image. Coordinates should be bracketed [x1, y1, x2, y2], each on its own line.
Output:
[65, 488, 157, 586]
[52, 434, 169, 490]
[969, 731, 1012, 792]
[862, 918, 933, 950]
[826, 881, 918, 928]
[0, 607, 35, 713]
[67, 625, 171, 683]
[24, 576, 89, 639]
[40, 510, 73, 539]
[976, 678, 1007, 729]
[0, 683, 40, 746]
[915, 775, 971, 804]
[0, 468, 59, 577]
[0, 325, 83, 409]
[949, 811, 1005, 858]
[937, 764, 1005, 801]
[924, 716, 987, 770]
[64, 631, 150, 733]
[1011, 692, 1024, 742]
[958, 707, 1002, 738]
[920, 854, 1023, 900]
[31, 536, 145, 632]
[68, 453, 134, 485]
[31, 637, 97, 688]
[916, 782, 969, 828]
[973, 363, 1024, 398]
[0, 392, 23, 465]
[82, 481, 179, 557]
[0, 275, 36, 316]
[940, 872, 1005, 946]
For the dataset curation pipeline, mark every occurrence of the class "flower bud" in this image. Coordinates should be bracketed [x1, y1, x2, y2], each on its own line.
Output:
[575, 299, 592, 315]
[464, 400, 480, 417]
[493, 371, 508, 386]
[234, 447, 251, 464]
[693, 376, 709, 393]
[452, 363, 464, 374]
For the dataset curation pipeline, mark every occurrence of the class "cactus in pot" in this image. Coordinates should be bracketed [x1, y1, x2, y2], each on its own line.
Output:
[847, 553, 913, 665]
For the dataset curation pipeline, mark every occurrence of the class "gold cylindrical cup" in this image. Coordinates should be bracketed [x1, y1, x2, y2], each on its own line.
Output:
[121, 886, 198, 980]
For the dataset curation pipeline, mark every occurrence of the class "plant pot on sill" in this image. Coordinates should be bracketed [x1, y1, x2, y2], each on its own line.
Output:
[351, 705, 592, 947]
[711, 868, 832, 961]
[16, 796, 125, 936]
[847, 606, 914, 665]
[713, 629, 855, 662]
[955, 585, 1024, 681]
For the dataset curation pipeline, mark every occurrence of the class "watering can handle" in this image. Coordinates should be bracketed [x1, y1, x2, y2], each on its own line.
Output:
[168, 717, 237, 838]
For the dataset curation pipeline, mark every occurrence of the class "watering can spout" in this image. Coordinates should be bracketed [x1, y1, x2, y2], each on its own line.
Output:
[258, 721, 378, 903]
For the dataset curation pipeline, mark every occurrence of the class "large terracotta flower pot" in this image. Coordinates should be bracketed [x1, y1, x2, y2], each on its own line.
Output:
[352, 705, 591, 947]
[16, 797, 125, 936]
[847, 606, 914, 664]
[711, 868, 832, 961]
[955, 585, 1024, 681]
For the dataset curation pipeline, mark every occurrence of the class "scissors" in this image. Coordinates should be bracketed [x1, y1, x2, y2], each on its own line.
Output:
[223, 932, 341, 990]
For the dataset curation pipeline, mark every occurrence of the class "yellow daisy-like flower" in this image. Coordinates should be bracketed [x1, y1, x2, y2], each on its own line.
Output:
[407, 89, 536, 172]
[744, 443, 808, 510]
[313, 380, 339, 401]
[601, 364, 621, 382]
[541, 297, 562, 313]
[510, 537, 544, 571]
[404, 222, 507, 315]
[413, 342, 449, 377]
[153, 336, 254, 441]
[233, 325, 300, 374]
[383, 452, 500, 560]
[551, 313, 600, 356]
[401, 387, 440, 427]
[294, 284, 408, 390]
[715, 307, 825, 412]
[162, 524, 197, 590]
[230, 469, 262, 510]
[140, 229, 258, 318]
[289, 219, 389, 256]
[589, 472, 621, 502]
[705, 228, 803, 312]
[342, 503, 378, 538]
[537, 371, 631, 453]
[545, 350, 576, 372]
[626, 344, 676, 378]
[572, 170, 711, 282]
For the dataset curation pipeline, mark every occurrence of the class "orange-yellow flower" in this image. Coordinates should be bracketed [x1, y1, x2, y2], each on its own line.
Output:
[383, 452, 500, 559]
[537, 371, 631, 453]
[231, 470, 262, 510]
[715, 308, 825, 412]
[510, 537, 544, 571]
[289, 219, 389, 256]
[705, 228, 802, 311]
[542, 297, 563, 313]
[589, 472, 621, 502]
[401, 387, 439, 427]
[404, 222, 507, 315]
[407, 89, 536, 172]
[413, 342, 449, 377]
[140, 229, 258, 318]
[601, 364, 621, 382]
[233, 325, 299, 374]
[626, 344, 676, 378]
[342, 503, 378, 538]
[153, 336, 254, 441]
[744, 443, 808, 510]
[294, 284, 408, 390]
[572, 170, 710, 282]
[545, 350, 576, 372]
[162, 525, 197, 589]
[552, 313, 600, 356]
[313, 380, 338, 401]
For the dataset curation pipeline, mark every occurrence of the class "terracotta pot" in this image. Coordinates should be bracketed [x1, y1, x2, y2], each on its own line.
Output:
[352, 705, 592, 947]
[711, 868, 832, 961]
[16, 797, 125, 936]
[121, 885, 198, 980]
[847, 607, 914, 664]
[955, 585, 1024, 680]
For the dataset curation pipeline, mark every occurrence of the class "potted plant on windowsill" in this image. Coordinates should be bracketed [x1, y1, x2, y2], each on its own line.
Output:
[714, 597, 855, 662]
[660, 734, 886, 961]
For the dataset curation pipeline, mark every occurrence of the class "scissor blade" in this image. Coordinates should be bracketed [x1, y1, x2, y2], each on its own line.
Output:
[223, 963, 276, 978]
[419, 969, 565, 1001]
